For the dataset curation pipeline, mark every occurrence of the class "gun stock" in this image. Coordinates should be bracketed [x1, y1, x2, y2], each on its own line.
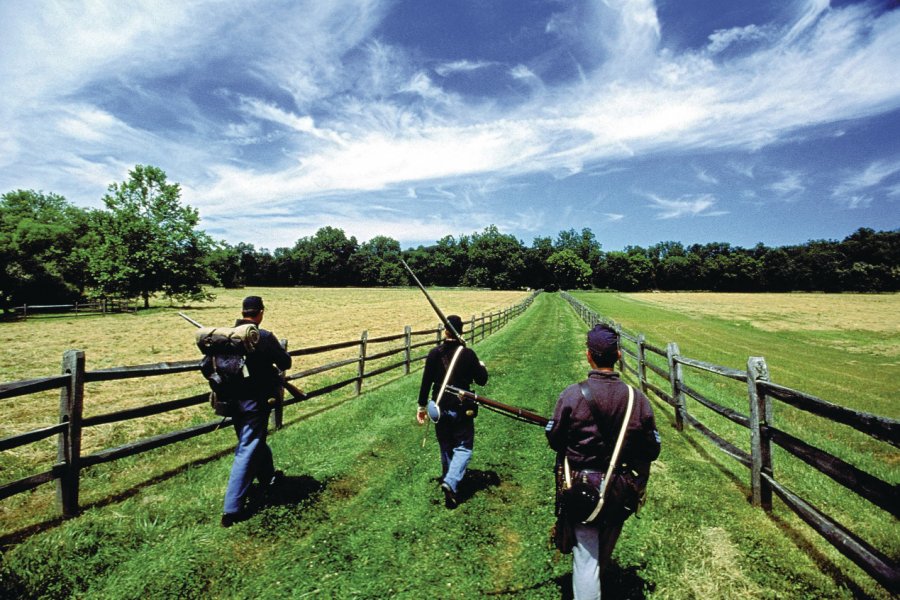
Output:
[445, 385, 548, 427]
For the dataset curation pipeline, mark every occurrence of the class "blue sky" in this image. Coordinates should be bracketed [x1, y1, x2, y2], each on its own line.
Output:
[1, 0, 898, 251]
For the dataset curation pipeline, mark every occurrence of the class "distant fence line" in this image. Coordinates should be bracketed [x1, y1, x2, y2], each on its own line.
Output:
[10, 299, 138, 319]
[0, 291, 538, 523]
[560, 291, 899, 593]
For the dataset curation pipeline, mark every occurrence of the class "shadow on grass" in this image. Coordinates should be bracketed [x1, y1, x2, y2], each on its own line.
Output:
[0, 449, 232, 551]
[456, 468, 502, 505]
[255, 474, 325, 509]
[485, 562, 648, 599]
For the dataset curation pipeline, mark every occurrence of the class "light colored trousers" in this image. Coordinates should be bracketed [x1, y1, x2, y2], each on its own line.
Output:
[572, 520, 625, 600]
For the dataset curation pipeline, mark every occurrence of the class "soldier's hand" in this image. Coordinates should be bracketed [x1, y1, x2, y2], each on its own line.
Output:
[416, 406, 427, 425]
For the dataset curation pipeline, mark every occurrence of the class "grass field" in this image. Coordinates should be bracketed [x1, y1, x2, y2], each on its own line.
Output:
[572, 290, 898, 597]
[0, 291, 896, 598]
[0, 287, 530, 538]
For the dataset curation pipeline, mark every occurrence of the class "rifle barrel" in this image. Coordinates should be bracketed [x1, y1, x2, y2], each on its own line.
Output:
[400, 259, 465, 346]
[178, 312, 203, 328]
[445, 385, 548, 426]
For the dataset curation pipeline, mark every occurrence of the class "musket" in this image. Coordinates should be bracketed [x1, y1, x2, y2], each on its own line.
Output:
[445, 385, 548, 427]
[177, 312, 307, 401]
[400, 259, 465, 345]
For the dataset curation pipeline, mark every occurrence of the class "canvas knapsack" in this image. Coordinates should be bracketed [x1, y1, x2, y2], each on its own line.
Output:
[195, 324, 260, 416]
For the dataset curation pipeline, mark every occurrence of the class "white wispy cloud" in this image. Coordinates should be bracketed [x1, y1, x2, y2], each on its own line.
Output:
[708, 24, 769, 54]
[434, 60, 494, 77]
[832, 159, 900, 197]
[645, 193, 727, 219]
[695, 167, 719, 185]
[769, 172, 806, 196]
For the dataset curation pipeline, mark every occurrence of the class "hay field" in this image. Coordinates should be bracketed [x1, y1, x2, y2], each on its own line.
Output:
[626, 292, 900, 357]
[0, 287, 529, 531]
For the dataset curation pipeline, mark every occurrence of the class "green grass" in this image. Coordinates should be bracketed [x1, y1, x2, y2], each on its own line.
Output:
[0, 293, 894, 598]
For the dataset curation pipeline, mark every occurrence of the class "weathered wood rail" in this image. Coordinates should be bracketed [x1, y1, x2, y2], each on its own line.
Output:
[0, 292, 537, 520]
[561, 291, 899, 594]
[9, 299, 137, 319]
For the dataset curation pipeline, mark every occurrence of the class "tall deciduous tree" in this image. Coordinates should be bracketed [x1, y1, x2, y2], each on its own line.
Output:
[0, 190, 93, 311]
[464, 226, 526, 289]
[90, 165, 214, 308]
[546, 249, 592, 289]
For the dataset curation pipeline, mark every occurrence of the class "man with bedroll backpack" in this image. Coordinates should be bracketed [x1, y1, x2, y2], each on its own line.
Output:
[545, 323, 661, 600]
[220, 295, 292, 527]
[416, 314, 489, 509]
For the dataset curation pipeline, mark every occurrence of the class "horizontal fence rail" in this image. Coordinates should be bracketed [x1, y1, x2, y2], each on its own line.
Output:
[0, 291, 538, 520]
[559, 291, 899, 593]
[9, 299, 138, 319]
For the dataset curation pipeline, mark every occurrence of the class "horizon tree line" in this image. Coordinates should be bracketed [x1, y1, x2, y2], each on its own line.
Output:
[2, 165, 898, 313]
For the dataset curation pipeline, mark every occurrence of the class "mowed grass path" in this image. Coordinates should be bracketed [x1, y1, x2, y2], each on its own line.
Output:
[0, 294, 893, 598]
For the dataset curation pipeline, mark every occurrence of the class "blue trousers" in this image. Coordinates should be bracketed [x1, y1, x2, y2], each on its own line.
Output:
[223, 409, 274, 515]
[435, 412, 474, 494]
[572, 519, 625, 600]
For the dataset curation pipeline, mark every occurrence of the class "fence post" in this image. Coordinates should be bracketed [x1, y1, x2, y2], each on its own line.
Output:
[637, 334, 647, 393]
[271, 339, 287, 430]
[469, 315, 475, 346]
[747, 356, 773, 510]
[404, 325, 412, 374]
[356, 330, 368, 396]
[57, 349, 85, 518]
[666, 342, 685, 431]
[614, 325, 625, 372]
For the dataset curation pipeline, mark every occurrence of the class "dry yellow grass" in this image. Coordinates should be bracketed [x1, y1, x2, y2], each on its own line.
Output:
[626, 292, 900, 334]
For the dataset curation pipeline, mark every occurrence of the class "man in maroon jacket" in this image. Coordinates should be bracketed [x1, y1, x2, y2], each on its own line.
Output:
[546, 323, 661, 600]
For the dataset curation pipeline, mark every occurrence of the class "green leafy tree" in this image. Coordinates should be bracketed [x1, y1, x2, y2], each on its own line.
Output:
[527, 236, 555, 290]
[546, 249, 592, 289]
[204, 241, 244, 288]
[464, 226, 526, 289]
[90, 165, 214, 308]
[352, 236, 405, 286]
[0, 190, 93, 311]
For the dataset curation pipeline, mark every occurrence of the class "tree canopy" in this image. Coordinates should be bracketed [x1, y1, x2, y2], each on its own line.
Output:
[1, 166, 897, 314]
[88, 165, 214, 308]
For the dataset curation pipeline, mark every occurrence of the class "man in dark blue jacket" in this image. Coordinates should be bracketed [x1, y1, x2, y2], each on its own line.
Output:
[546, 323, 661, 599]
[417, 315, 488, 508]
[221, 295, 292, 527]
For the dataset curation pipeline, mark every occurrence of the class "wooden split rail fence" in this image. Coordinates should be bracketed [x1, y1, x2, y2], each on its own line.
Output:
[10, 299, 138, 319]
[560, 291, 899, 593]
[0, 292, 538, 522]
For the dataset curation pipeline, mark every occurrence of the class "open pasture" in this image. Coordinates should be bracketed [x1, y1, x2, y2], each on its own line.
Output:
[0, 287, 529, 535]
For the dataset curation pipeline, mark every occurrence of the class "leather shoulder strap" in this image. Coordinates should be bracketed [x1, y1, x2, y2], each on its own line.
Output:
[578, 381, 604, 425]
